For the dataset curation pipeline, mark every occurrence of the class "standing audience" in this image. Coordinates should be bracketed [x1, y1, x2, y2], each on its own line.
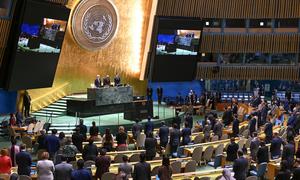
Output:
[54, 156, 73, 180]
[157, 156, 172, 180]
[71, 159, 92, 180]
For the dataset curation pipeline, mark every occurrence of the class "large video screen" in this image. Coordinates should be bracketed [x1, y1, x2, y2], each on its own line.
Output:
[149, 17, 203, 82]
[156, 30, 201, 55]
[3, 0, 70, 90]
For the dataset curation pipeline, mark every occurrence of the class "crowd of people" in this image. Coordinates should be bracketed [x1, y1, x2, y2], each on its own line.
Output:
[1, 93, 300, 179]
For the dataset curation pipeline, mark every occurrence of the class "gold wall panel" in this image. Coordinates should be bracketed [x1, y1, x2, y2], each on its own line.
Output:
[196, 64, 300, 80]
[0, 19, 11, 69]
[156, 0, 300, 18]
[28, 0, 153, 104]
[200, 34, 300, 53]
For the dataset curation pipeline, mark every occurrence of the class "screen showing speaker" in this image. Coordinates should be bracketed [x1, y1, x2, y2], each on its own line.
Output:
[156, 30, 201, 56]
[149, 17, 203, 82]
[3, 0, 70, 90]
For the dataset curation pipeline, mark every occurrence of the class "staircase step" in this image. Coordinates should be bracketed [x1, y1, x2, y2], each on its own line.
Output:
[42, 108, 66, 112]
[49, 126, 75, 130]
[47, 105, 67, 110]
[52, 102, 67, 107]
[51, 123, 76, 127]
[35, 111, 64, 116]
[31, 112, 60, 118]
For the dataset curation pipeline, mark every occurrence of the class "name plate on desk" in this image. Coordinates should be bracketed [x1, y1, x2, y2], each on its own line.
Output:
[87, 86, 133, 106]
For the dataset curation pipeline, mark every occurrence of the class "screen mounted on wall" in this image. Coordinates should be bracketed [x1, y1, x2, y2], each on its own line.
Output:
[156, 29, 201, 56]
[3, 0, 70, 90]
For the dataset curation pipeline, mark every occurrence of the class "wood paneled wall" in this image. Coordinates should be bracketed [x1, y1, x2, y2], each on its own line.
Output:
[196, 64, 300, 80]
[201, 34, 300, 53]
[157, 0, 300, 18]
[0, 19, 11, 69]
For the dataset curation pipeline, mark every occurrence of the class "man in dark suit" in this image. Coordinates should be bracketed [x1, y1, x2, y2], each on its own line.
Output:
[54, 156, 73, 180]
[256, 141, 269, 164]
[158, 122, 169, 148]
[23, 90, 31, 118]
[264, 119, 273, 144]
[170, 123, 181, 156]
[226, 137, 239, 162]
[157, 86, 163, 105]
[133, 153, 151, 180]
[71, 159, 92, 180]
[45, 129, 60, 159]
[82, 138, 98, 161]
[172, 111, 181, 129]
[222, 106, 233, 126]
[270, 131, 283, 159]
[89, 121, 99, 138]
[181, 122, 191, 145]
[250, 132, 260, 161]
[95, 149, 111, 179]
[77, 119, 87, 140]
[94, 75, 101, 88]
[103, 75, 111, 86]
[146, 87, 153, 101]
[132, 120, 143, 140]
[232, 115, 240, 137]
[249, 116, 257, 137]
[213, 120, 223, 139]
[282, 138, 295, 169]
[114, 74, 121, 86]
[72, 127, 84, 153]
[233, 150, 249, 180]
[144, 116, 154, 136]
[37, 130, 47, 150]
[185, 113, 193, 129]
[16, 144, 32, 176]
[144, 132, 157, 160]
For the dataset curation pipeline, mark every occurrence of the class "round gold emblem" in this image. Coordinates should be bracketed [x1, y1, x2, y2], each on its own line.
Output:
[72, 0, 119, 51]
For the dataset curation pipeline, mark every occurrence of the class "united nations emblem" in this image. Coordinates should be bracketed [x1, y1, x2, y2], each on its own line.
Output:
[72, 0, 119, 51]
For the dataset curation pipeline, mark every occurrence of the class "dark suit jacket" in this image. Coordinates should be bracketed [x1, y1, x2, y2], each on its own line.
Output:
[250, 138, 260, 160]
[95, 155, 111, 179]
[181, 127, 191, 145]
[170, 128, 181, 146]
[82, 144, 98, 161]
[282, 143, 295, 168]
[226, 142, 239, 161]
[257, 146, 269, 164]
[292, 167, 300, 180]
[144, 121, 154, 135]
[45, 134, 60, 154]
[37, 134, 47, 150]
[249, 118, 257, 135]
[72, 132, 84, 152]
[54, 162, 73, 180]
[222, 110, 233, 126]
[94, 79, 101, 88]
[264, 122, 273, 138]
[77, 124, 87, 139]
[232, 119, 240, 137]
[159, 125, 169, 146]
[89, 126, 99, 137]
[270, 137, 283, 157]
[185, 116, 193, 129]
[133, 162, 151, 180]
[145, 137, 157, 158]
[233, 157, 249, 180]
[16, 151, 32, 176]
[172, 116, 181, 128]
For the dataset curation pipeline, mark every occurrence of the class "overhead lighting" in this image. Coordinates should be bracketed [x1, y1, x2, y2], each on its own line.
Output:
[259, 22, 264, 27]
[205, 21, 210, 26]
